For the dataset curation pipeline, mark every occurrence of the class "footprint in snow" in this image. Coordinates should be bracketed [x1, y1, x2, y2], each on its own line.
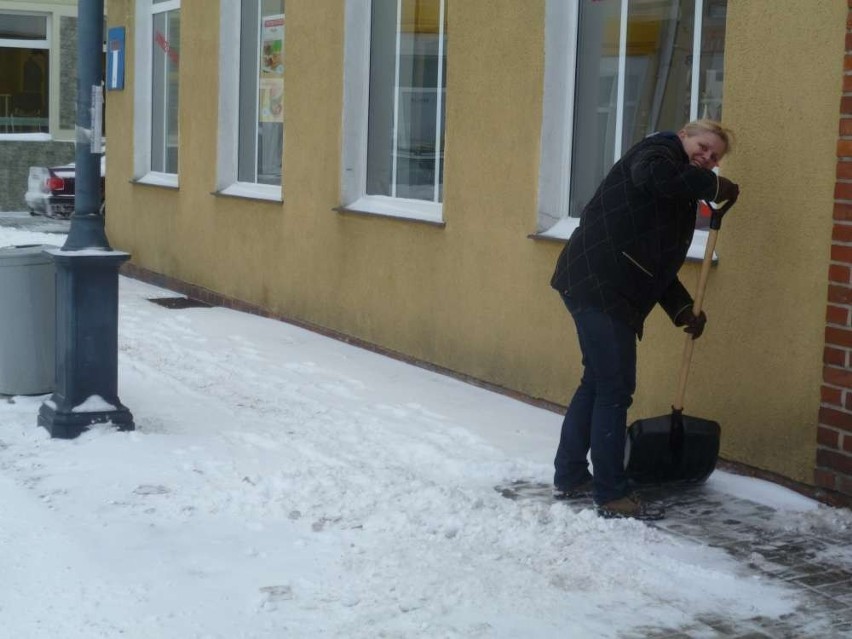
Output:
[258, 585, 294, 611]
[134, 484, 170, 496]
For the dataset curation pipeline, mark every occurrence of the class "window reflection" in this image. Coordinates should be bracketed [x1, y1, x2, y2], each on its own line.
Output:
[238, 0, 284, 186]
[151, 9, 180, 173]
[570, 0, 727, 218]
[570, 0, 621, 217]
[0, 13, 49, 134]
[367, 0, 447, 203]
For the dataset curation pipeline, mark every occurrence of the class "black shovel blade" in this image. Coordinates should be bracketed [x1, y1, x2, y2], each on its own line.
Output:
[625, 413, 720, 485]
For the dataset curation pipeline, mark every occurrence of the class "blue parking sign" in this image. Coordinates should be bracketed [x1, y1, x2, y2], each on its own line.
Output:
[106, 27, 125, 91]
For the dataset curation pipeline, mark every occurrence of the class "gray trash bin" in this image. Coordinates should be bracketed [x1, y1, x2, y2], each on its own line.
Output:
[0, 245, 55, 395]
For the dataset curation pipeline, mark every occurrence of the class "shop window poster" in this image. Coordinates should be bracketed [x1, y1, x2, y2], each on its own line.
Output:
[259, 13, 284, 123]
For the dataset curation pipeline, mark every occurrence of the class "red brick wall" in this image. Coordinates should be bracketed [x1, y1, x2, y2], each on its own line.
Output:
[818, 1, 852, 497]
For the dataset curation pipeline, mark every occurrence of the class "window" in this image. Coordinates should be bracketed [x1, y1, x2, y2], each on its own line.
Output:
[538, 0, 727, 240]
[342, 0, 447, 223]
[0, 12, 49, 135]
[217, 0, 285, 201]
[134, 0, 180, 184]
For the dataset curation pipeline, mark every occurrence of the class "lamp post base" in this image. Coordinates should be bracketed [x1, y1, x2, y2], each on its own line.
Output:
[37, 400, 134, 439]
[38, 248, 134, 439]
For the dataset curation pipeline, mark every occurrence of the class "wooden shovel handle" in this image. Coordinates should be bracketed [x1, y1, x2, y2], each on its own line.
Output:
[672, 226, 719, 411]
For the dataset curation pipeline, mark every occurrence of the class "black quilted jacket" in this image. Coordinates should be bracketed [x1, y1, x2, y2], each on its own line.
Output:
[550, 132, 719, 338]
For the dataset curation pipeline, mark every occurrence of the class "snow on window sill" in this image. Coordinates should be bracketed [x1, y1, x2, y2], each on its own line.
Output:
[337, 195, 444, 226]
[133, 172, 179, 188]
[536, 216, 580, 240]
[0, 133, 52, 142]
[216, 182, 282, 203]
[531, 216, 717, 262]
[686, 229, 718, 262]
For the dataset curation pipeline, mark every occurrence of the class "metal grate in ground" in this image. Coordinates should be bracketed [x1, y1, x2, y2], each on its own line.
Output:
[147, 297, 213, 309]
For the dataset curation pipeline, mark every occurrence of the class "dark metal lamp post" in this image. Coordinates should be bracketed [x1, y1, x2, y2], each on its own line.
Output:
[38, 0, 134, 437]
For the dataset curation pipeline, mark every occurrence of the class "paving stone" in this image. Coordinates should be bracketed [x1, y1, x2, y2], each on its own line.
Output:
[794, 571, 852, 588]
[822, 580, 852, 596]
[694, 613, 741, 633]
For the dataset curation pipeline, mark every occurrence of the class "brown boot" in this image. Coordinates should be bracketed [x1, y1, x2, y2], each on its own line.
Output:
[597, 494, 665, 521]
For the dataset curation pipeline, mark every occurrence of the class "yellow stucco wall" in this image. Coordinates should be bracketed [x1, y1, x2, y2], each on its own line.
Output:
[105, 0, 846, 486]
[685, 0, 844, 482]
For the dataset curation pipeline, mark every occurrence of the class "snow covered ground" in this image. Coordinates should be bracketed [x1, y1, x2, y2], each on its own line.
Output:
[0, 223, 849, 638]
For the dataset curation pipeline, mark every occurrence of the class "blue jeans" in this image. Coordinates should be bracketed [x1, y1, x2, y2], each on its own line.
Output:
[554, 294, 637, 505]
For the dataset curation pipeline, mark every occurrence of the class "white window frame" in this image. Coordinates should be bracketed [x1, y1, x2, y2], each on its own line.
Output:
[133, 0, 180, 187]
[340, 0, 446, 225]
[538, 0, 712, 255]
[215, 0, 283, 202]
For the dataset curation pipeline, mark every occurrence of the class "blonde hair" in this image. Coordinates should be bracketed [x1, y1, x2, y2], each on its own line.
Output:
[680, 119, 734, 155]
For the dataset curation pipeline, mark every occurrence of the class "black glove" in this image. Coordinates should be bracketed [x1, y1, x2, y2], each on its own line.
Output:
[716, 176, 740, 205]
[675, 306, 707, 340]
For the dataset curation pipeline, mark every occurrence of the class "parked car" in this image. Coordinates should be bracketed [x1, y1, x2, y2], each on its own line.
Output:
[25, 155, 105, 219]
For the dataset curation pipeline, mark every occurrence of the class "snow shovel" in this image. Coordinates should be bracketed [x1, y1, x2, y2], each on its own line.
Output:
[625, 200, 734, 485]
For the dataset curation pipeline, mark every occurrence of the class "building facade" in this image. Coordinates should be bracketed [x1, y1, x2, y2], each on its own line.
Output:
[103, 0, 852, 503]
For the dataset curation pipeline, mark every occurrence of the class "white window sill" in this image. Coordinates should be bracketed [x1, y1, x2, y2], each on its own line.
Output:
[537, 216, 580, 240]
[535, 216, 717, 262]
[340, 195, 444, 225]
[0, 133, 52, 142]
[133, 172, 179, 188]
[687, 229, 717, 262]
[217, 182, 282, 202]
